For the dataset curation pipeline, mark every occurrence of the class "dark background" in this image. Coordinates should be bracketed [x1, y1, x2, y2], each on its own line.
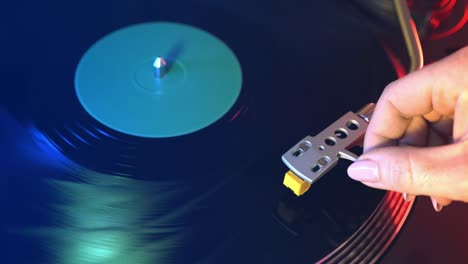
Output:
[1, 0, 468, 263]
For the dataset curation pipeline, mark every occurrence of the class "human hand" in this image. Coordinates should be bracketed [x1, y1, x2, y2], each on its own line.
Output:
[347, 46, 468, 211]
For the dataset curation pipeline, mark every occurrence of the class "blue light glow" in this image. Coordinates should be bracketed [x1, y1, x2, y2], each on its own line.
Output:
[66, 125, 89, 145]
[94, 127, 119, 140]
[29, 126, 69, 167]
[76, 122, 101, 140]
[55, 129, 77, 149]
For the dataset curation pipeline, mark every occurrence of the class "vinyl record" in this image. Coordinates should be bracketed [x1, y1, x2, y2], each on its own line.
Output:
[2, 1, 412, 263]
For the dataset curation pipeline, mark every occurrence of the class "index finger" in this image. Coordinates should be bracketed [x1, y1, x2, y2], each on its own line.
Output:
[364, 46, 468, 151]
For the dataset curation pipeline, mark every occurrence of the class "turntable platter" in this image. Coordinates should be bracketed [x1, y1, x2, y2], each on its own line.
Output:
[2, 1, 409, 263]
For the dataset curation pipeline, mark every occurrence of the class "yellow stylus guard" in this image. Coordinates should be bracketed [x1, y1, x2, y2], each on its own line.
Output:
[283, 170, 311, 196]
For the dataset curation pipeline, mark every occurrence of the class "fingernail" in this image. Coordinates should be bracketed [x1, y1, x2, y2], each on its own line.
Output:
[348, 160, 380, 182]
[402, 193, 415, 202]
[431, 198, 443, 212]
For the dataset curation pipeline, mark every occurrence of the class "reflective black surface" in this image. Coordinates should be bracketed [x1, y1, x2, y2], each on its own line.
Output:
[1, 1, 397, 263]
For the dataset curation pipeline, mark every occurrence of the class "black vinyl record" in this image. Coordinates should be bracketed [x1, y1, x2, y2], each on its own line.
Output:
[1, 1, 411, 263]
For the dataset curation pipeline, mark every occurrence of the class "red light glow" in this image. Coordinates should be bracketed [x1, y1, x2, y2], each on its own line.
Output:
[382, 45, 407, 78]
[229, 106, 248, 122]
[430, 2, 468, 40]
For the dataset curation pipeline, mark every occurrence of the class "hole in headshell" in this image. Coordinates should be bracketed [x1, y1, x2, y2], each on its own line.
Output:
[292, 150, 302, 157]
[334, 128, 348, 139]
[346, 120, 360, 130]
[325, 137, 336, 146]
[317, 157, 330, 167]
[311, 165, 321, 173]
[292, 141, 311, 157]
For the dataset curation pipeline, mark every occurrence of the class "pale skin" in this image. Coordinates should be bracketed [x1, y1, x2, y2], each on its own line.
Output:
[347, 46, 468, 211]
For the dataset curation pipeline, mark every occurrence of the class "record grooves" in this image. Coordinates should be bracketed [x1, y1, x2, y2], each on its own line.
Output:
[3, 1, 412, 263]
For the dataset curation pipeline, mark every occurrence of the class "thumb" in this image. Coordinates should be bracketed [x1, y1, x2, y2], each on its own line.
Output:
[347, 142, 468, 202]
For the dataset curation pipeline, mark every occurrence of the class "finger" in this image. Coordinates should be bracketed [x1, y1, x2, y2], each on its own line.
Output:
[430, 196, 452, 212]
[365, 46, 468, 152]
[426, 116, 453, 146]
[423, 110, 442, 122]
[348, 142, 468, 202]
[398, 116, 428, 147]
[454, 91, 468, 142]
[427, 127, 448, 146]
[403, 193, 415, 202]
